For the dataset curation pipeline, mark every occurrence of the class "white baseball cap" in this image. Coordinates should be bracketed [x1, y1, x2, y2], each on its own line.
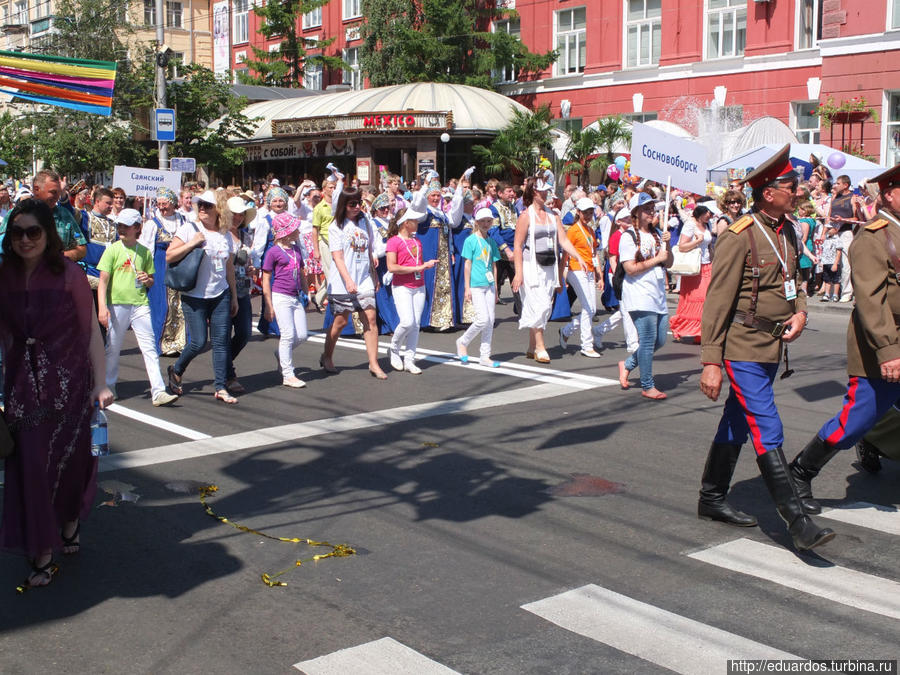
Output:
[629, 192, 655, 213]
[615, 208, 633, 224]
[533, 179, 552, 193]
[575, 197, 595, 212]
[226, 196, 249, 213]
[191, 190, 217, 206]
[270, 178, 280, 187]
[397, 208, 424, 225]
[116, 208, 143, 226]
[474, 207, 494, 221]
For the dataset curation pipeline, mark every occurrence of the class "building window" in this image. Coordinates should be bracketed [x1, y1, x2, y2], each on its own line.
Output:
[555, 7, 586, 75]
[797, 0, 822, 49]
[233, 0, 249, 44]
[143, 0, 155, 25]
[166, 1, 182, 28]
[706, 0, 746, 59]
[792, 101, 820, 144]
[892, 0, 900, 30]
[886, 91, 900, 167]
[34, 0, 49, 20]
[343, 0, 361, 20]
[625, 112, 658, 124]
[492, 18, 520, 83]
[342, 47, 361, 90]
[303, 63, 322, 90]
[625, 0, 661, 68]
[302, 5, 321, 28]
[552, 117, 582, 136]
[13, 0, 27, 23]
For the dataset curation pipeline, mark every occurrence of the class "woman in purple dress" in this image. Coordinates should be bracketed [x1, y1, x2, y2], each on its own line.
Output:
[0, 199, 114, 589]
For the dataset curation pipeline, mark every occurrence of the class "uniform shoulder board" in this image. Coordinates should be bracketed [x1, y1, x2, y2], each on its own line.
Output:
[728, 215, 753, 234]
[865, 218, 889, 232]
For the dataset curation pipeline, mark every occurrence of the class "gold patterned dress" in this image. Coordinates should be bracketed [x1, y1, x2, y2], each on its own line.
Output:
[144, 214, 187, 355]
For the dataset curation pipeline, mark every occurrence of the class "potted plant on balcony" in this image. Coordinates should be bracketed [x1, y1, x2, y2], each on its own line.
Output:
[815, 96, 880, 128]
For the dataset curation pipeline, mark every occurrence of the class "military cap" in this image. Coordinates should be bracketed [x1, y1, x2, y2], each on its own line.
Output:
[741, 144, 797, 189]
[871, 164, 900, 193]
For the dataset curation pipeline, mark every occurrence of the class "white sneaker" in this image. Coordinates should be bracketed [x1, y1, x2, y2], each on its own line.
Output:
[558, 327, 568, 351]
[580, 348, 602, 358]
[152, 391, 178, 406]
[389, 346, 404, 371]
[405, 360, 422, 375]
[282, 376, 306, 388]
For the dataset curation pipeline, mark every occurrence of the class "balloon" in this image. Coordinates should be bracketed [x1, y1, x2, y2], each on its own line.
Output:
[607, 165, 620, 181]
[615, 156, 627, 171]
[827, 152, 846, 170]
[624, 161, 631, 170]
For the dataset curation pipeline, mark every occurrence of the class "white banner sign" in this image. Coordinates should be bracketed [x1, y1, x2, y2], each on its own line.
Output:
[629, 123, 707, 194]
[212, 0, 230, 75]
[112, 166, 182, 199]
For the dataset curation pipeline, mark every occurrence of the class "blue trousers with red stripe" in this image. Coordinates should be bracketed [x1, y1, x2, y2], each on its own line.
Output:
[817, 376, 900, 450]
[714, 361, 783, 455]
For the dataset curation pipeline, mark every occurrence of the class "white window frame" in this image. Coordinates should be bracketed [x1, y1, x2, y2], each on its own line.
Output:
[492, 17, 520, 84]
[795, 0, 822, 51]
[302, 5, 321, 28]
[233, 0, 249, 44]
[13, 0, 27, 23]
[142, 0, 155, 25]
[34, 0, 50, 20]
[623, 0, 662, 69]
[342, 46, 361, 90]
[303, 62, 322, 90]
[704, 0, 746, 60]
[890, 0, 900, 31]
[791, 101, 820, 144]
[166, 0, 183, 28]
[883, 89, 900, 167]
[343, 0, 361, 20]
[625, 111, 658, 124]
[554, 6, 586, 76]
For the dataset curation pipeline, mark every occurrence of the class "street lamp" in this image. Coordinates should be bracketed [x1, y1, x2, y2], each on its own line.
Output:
[440, 132, 450, 180]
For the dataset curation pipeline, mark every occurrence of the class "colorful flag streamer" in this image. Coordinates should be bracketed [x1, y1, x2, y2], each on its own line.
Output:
[0, 50, 116, 116]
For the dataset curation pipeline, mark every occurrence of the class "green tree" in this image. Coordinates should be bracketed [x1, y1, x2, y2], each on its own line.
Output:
[240, 0, 345, 88]
[166, 64, 259, 177]
[14, 0, 153, 176]
[473, 104, 553, 181]
[562, 127, 607, 189]
[592, 115, 632, 167]
[360, 0, 556, 90]
[0, 112, 33, 178]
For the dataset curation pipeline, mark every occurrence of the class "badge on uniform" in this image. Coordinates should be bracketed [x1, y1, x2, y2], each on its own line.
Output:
[485, 271, 495, 283]
[783, 279, 797, 300]
[213, 257, 224, 272]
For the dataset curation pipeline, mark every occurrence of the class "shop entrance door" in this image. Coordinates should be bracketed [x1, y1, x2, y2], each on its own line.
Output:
[373, 149, 402, 178]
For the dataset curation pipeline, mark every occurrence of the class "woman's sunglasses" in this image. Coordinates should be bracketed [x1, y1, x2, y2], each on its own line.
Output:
[9, 225, 44, 241]
[346, 200, 361, 207]
[197, 202, 215, 210]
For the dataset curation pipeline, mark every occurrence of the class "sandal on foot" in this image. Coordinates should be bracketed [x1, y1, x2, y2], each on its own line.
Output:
[225, 378, 245, 395]
[61, 522, 80, 555]
[525, 351, 535, 360]
[21, 558, 58, 591]
[319, 355, 338, 374]
[167, 366, 183, 395]
[534, 350, 551, 364]
[641, 389, 667, 400]
[214, 390, 239, 404]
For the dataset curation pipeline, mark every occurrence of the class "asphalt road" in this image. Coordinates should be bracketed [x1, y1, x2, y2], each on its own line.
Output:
[1, 293, 898, 675]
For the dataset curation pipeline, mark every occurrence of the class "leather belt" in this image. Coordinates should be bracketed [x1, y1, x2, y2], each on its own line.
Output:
[732, 310, 788, 338]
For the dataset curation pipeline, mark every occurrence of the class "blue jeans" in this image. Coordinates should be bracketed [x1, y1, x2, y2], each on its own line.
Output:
[174, 290, 231, 391]
[625, 310, 668, 390]
[227, 294, 252, 380]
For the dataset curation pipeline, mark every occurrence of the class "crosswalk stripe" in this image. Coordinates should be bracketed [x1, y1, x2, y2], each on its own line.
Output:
[293, 636, 460, 674]
[819, 502, 900, 535]
[688, 538, 900, 620]
[521, 584, 799, 674]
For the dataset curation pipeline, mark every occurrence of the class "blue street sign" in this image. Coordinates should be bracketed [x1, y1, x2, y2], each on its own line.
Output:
[170, 157, 196, 173]
[153, 108, 176, 142]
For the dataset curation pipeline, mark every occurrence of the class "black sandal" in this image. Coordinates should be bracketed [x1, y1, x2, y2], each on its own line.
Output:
[61, 522, 80, 555]
[19, 558, 58, 592]
[167, 365, 183, 395]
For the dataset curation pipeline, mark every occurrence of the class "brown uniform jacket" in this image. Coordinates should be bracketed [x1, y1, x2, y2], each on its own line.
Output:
[845, 210, 900, 377]
[700, 211, 807, 365]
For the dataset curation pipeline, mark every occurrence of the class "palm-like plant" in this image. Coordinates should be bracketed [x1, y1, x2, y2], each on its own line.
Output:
[473, 104, 554, 180]
[593, 115, 632, 165]
[562, 127, 607, 189]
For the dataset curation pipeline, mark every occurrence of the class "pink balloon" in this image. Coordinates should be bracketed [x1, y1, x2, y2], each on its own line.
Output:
[827, 152, 846, 170]
[607, 165, 620, 180]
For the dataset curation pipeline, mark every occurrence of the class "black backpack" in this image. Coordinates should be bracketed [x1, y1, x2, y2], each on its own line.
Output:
[612, 229, 640, 301]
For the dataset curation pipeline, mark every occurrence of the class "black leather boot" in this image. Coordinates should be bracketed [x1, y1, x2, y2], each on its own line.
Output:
[698, 442, 758, 526]
[789, 435, 840, 514]
[758, 447, 835, 551]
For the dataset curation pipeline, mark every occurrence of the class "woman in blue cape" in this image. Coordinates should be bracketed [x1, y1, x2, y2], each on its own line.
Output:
[409, 175, 455, 330]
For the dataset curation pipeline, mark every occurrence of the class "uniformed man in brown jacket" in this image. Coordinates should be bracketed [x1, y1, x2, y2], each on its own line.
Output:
[697, 145, 835, 551]
[789, 163, 900, 512]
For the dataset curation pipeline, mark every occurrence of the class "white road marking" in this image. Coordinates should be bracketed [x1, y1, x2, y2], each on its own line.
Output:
[819, 502, 900, 536]
[97, 382, 581, 473]
[106, 403, 211, 440]
[522, 584, 799, 674]
[293, 637, 459, 674]
[688, 538, 900, 620]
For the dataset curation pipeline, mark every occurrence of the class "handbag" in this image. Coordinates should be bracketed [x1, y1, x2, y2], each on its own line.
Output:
[669, 244, 702, 276]
[164, 222, 204, 291]
[0, 410, 14, 459]
[534, 250, 557, 266]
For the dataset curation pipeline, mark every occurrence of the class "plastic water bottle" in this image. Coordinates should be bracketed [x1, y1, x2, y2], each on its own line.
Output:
[90, 403, 109, 457]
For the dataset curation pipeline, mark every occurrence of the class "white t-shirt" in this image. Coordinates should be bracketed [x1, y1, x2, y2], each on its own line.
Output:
[618, 228, 668, 313]
[328, 217, 375, 296]
[679, 218, 712, 264]
[174, 222, 234, 299]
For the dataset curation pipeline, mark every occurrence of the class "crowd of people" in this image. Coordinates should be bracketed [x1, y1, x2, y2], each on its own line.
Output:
[0, 146, 896, 588]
